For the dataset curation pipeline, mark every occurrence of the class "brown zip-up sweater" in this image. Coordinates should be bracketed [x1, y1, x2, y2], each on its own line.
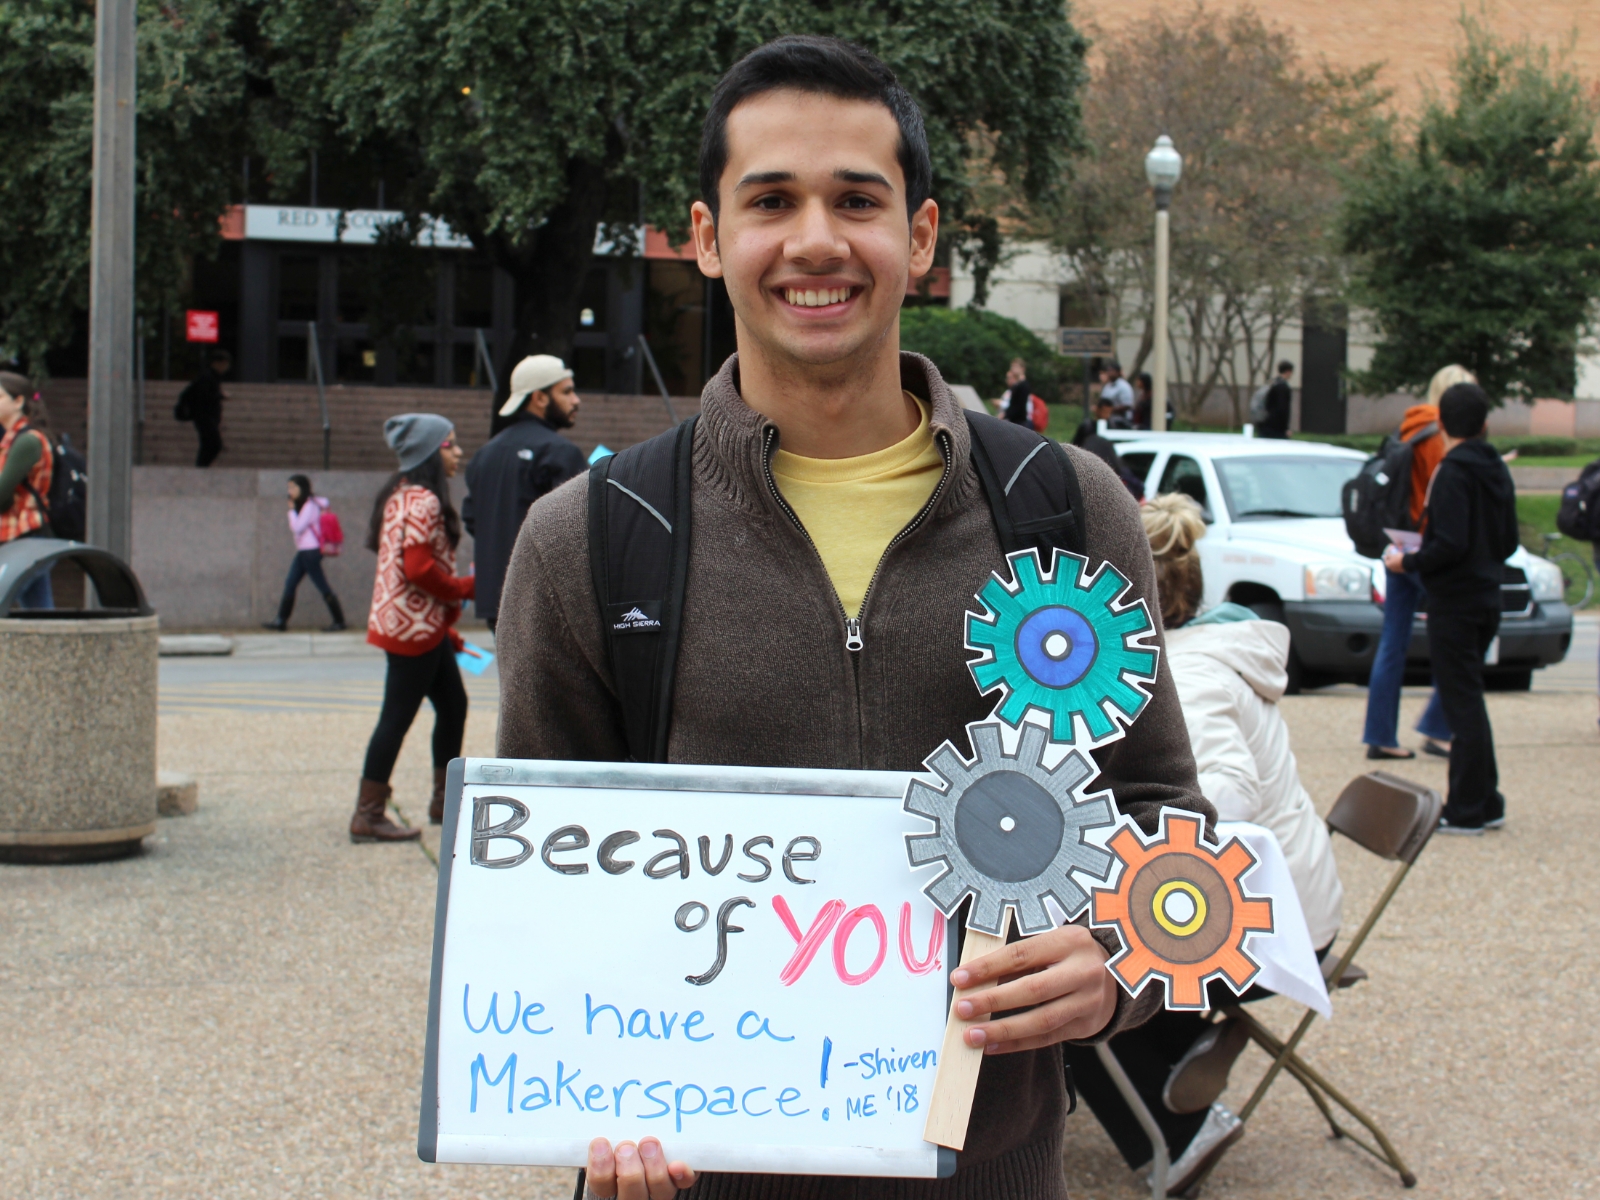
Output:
[496, 353, 1209, 1199]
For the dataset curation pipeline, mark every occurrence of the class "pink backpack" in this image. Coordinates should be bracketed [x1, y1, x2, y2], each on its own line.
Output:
[318, 506, 345, 556]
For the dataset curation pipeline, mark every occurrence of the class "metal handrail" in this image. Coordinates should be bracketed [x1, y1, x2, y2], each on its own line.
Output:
[307, 320, 330, 470]
[134, 316, 146, 466]
[474, 328, 498, 395]
[637, 334, 679, 426]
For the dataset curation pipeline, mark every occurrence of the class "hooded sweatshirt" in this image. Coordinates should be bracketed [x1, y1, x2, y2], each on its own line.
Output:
[1398, 404, 1444, 526]
[1401, 438, 1518, 610]
[1165, 614, 1344, 949]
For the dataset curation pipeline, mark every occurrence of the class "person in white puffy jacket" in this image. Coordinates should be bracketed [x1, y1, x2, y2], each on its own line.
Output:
[1063, 493, 1344, 1196]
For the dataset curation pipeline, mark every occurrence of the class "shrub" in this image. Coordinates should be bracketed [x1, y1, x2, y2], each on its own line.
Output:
[900, 307, 1066, 403]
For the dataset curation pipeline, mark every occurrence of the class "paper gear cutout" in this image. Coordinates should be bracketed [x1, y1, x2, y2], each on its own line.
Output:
[904, 721, 1117, 936]
[966, 548, 1159, 745]
[1091, 809, 1275, 1010]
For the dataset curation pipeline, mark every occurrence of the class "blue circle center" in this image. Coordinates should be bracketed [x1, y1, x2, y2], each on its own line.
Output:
[1015, 606, 1098, 688]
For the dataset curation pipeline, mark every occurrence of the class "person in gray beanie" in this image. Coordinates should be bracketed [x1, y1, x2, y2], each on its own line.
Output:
[352, 414, 475, 840]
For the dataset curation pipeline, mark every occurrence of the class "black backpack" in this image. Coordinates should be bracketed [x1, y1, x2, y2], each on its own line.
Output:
[1556, 459, 1600, 542]
[20, 425, 88, 542]
[587, 410, 1087, 763]
[1340, 422, 1438, 559]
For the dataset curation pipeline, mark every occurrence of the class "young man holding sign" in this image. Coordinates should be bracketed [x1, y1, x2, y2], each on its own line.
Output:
[496, 36, 1207, 1200]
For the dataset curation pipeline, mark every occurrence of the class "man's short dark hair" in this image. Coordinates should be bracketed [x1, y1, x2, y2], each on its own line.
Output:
[699, 36, 932, 224]
[1106, 360, 1122, 372]
[1439, 382, 1490, 438]
[209, 349, 232, 365]
[1278, 360, 1294, 375]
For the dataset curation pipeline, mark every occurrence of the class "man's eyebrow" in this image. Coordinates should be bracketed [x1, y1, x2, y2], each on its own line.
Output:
[835, 169, 894, 190]
[734, 171, 795, 191]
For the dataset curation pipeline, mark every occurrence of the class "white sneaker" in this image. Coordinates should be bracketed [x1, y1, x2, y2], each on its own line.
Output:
[1158, 1103, 1243, 1196]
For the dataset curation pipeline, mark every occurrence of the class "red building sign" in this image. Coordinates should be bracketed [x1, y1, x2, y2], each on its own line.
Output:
[186, 310, 219, 343]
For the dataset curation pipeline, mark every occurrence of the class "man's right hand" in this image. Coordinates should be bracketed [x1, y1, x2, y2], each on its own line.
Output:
[586, 1136, 695, 1199]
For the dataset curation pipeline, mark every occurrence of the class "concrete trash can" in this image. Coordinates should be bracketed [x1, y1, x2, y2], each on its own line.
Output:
[0, 538, 159, 863]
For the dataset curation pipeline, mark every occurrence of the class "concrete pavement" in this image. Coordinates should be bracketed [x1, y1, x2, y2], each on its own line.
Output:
[3, 637, 1598, 1198]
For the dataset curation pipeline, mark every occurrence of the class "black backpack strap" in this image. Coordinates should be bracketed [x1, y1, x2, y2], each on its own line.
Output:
[586, 415, 697, 762]
[964, 411, 1085, 560]
[1404, 421, 1439, 446]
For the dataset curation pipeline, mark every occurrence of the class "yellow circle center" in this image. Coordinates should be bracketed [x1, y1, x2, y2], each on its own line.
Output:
[1152, 880, 1208, 937]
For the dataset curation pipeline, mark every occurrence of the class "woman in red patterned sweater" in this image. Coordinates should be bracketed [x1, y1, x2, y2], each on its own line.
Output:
[353, 414, 476, 842]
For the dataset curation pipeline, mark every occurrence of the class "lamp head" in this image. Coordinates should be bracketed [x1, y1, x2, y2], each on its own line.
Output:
[1145, 134, 1182, 204]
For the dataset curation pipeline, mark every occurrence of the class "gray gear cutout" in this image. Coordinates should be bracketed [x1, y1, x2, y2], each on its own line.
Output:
[904, 721, 1117, 936]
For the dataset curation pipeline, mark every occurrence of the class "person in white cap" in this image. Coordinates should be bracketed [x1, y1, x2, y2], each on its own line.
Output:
[462, 354, 587, 630]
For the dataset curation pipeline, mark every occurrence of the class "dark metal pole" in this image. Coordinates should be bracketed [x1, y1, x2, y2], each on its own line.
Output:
[87, 0, 136, 561]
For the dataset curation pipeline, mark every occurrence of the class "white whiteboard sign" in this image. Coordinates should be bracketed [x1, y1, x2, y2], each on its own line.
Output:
[419, 759, 955, 1179]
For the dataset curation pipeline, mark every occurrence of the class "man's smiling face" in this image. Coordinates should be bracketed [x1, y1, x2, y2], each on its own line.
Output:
[692, 88, 937, 371]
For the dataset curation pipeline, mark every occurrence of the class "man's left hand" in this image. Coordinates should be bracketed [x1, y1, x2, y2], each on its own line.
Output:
[950, 924, 1119, 1054]
[1381, 545, 1406, 573]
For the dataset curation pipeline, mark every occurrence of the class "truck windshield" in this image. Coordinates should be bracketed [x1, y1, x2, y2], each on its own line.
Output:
[1213, 456, 1361, 521]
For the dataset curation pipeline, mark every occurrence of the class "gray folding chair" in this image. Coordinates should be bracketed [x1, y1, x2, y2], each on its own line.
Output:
[1195, 770, 1439, 1192]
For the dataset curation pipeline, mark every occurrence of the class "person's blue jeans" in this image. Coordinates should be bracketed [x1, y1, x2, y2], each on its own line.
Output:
[1363, 569, 1451, 748]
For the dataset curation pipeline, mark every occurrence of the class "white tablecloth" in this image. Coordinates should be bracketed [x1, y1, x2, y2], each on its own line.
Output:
[1216, 820, 1332, 1018]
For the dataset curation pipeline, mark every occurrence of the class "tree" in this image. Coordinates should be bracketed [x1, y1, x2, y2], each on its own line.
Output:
[264, 0, 1087, 420]
[0, 0, 248, 372]
[1036, 4, 1381, 423]
[1343, 18, 1600, 401]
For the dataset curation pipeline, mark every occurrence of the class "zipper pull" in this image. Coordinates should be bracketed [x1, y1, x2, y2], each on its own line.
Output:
[845, 617, 864, 652]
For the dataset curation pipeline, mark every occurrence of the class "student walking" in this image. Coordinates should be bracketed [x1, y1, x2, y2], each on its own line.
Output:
[0, 372, 54, 608]
[461, 354, 586, 632]
[1001, 357, 1033, 426]
[1258, 360, 1294, 438]
[1099, 360, 1135, 426]
[352, 415, 474, 842]
[263, 474, 347, 631]
[1361, 365, 1471, 760]
[494, 37, 1207, 1199]
[1383, 383, 1519, 833]
[177, 350, 230, 467]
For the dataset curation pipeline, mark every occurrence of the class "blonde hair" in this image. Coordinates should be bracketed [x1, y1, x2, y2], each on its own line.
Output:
[1141, 493, 1208, 629]
[1424, 364, 1476, 406]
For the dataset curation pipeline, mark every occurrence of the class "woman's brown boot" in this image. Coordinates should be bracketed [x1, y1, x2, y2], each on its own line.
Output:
[349, 779, 421, 843]
[429, 767, 448, 825]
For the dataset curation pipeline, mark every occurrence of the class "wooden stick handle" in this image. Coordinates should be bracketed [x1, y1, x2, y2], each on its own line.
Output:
[922, 913, 1010, 1150]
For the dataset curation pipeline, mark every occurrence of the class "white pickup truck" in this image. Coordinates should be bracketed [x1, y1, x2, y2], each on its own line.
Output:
[1104, 432, 1572, 692]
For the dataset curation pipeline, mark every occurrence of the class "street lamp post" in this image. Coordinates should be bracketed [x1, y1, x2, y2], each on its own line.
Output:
[1144, 135, 1182, 433]
[88, 0, 137, 561]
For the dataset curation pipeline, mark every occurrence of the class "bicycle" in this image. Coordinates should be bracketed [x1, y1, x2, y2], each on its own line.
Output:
[1522, 526, 1595, 610]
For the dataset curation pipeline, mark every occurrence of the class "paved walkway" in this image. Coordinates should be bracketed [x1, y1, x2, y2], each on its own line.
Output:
[3, 643, 1597, 1197]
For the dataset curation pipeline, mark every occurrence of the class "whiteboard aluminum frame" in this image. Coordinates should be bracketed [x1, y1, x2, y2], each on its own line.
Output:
[418, 756, 958, 1179]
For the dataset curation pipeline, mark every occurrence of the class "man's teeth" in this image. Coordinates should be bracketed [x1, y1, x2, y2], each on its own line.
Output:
[785, 287, 851, 307]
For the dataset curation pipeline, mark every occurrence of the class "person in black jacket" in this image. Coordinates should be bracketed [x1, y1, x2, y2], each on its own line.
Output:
[462, 354, 587, 631]
[179, 350, 230, 467]
[1383, 383, 1518, 833]
[1001, 357, 1033, 426]
[1259, 360, 1293, 439]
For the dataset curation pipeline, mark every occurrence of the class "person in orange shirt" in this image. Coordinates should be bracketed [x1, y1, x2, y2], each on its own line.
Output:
[1361, 365, 1473, 759]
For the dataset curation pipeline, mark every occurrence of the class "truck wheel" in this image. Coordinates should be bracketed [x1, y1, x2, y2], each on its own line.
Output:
[1485, 669, 1533, 692]
[1247, 602, 1306, 694]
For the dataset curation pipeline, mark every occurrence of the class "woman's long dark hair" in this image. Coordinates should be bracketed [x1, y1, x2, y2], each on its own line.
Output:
[366, 450, 461, 552]
[288, 473, 314, 513]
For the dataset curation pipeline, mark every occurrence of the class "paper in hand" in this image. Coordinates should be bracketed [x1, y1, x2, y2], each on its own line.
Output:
[456, 644, 494, 675]
[1383, 528, 1422, 553]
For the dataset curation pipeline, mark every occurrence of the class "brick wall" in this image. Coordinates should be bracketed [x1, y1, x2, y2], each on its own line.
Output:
[36, 379, 700, 472]
[1073, 0, 1599, 115]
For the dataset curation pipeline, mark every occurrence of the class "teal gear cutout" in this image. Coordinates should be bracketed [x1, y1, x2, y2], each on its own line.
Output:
[966, 548, 1159, 744]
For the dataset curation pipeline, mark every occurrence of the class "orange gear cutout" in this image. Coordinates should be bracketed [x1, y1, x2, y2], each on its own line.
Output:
[1091, 811, 1274, 1010]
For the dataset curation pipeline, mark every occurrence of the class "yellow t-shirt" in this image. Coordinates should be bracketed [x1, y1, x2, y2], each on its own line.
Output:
[771, 395, 943, 618]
